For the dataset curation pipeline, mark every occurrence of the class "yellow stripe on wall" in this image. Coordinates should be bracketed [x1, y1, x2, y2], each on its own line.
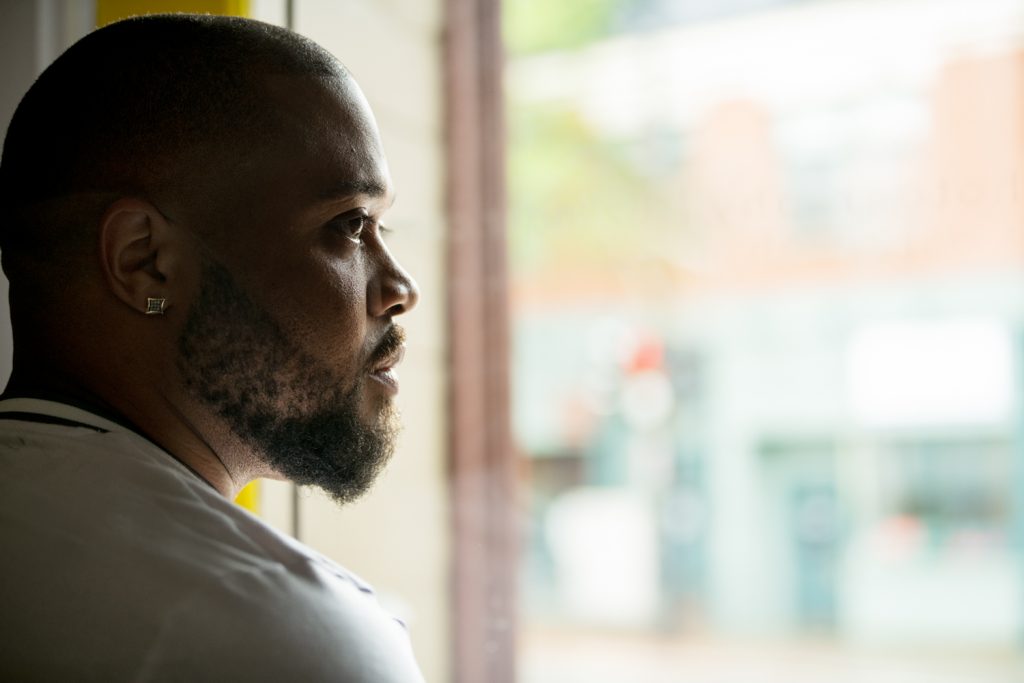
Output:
[97, 0, 251, 27]
[234, 480, 261, 513]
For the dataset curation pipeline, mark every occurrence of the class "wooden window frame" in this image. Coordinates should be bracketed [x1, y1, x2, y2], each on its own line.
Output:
[445, 0, 517, 681]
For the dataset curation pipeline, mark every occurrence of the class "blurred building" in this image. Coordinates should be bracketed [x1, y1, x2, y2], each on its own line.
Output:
[510, 0, 1024, 656]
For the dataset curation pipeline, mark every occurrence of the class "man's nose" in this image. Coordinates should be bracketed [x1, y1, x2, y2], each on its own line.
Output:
[368, 248, 420, 318]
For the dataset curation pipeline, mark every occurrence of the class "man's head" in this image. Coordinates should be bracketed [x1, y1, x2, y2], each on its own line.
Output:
[0, 15, 419, 502]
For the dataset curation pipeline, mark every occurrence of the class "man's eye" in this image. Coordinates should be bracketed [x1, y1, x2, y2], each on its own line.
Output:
[334, 213, 367, 242]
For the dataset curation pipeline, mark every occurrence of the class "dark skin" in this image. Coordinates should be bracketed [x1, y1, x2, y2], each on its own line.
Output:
[3, 71, 419, 499]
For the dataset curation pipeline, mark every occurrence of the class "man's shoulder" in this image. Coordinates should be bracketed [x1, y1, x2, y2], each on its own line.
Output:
[0, 420, 425, 682]
[0, 419, 268, 569]
[0, 416, 335, 590]
[130, 557, 424, 682]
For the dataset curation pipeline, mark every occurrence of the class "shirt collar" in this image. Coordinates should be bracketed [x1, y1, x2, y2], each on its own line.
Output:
[0, 397, 137, 435]
[0, 396, 223, 491]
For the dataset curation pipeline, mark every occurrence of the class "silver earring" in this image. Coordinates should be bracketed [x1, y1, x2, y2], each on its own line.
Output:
[145, 297, 168, 315]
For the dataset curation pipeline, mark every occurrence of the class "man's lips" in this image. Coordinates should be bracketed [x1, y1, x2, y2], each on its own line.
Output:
[371, 343, 405, 374]
[368, 329, 407, 394]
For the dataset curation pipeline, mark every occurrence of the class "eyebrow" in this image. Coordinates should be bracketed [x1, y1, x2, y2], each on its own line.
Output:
[320, 179, 390, 200]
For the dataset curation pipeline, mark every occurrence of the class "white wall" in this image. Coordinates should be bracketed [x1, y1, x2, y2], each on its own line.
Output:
[287, 3, 452, 681]
[0, 0, 95, 387]
[0, 1, 33, 386]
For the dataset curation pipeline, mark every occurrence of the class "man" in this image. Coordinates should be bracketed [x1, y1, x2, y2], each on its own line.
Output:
[0, 14, 423, 681]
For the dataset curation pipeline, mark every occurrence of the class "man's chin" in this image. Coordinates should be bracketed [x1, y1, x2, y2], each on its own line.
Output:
[256, 407, 400, 505]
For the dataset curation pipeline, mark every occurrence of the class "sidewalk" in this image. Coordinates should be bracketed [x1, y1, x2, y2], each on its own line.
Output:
[520, 627, 1024, 683]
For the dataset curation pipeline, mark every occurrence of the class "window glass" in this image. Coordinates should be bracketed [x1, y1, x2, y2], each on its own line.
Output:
[507, 1, 1024, 680]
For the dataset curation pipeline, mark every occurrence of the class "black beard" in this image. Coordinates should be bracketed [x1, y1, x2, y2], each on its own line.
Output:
[176, 256, 398, 505]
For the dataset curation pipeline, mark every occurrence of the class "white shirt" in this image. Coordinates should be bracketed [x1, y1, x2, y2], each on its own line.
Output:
[0, 398, 425, 682]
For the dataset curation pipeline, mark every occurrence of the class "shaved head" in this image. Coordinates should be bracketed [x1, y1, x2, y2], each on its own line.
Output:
[0, 14, 347, 294]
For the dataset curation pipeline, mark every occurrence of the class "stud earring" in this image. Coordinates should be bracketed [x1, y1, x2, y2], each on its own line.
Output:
[145, 297, 168, 315]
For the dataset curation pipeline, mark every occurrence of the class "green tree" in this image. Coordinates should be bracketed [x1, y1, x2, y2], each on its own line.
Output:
[504, 0, 628, 55]
[508, 103, 671, 279]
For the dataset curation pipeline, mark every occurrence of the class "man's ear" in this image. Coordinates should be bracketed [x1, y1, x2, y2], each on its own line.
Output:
[98, 198, 185, 316]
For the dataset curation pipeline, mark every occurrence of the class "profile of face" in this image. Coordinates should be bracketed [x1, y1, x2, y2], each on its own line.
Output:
[175, 72, 418, 503]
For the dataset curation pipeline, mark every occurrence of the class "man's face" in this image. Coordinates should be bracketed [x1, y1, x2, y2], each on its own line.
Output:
[175, 73, 418, 502]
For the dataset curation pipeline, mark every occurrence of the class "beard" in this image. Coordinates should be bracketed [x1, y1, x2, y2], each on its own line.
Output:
[176, 256, 401, 505]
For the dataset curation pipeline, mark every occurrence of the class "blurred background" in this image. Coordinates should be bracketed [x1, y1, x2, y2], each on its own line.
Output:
[2, 0, 1024, 681]
[507, 0, 1024, 681]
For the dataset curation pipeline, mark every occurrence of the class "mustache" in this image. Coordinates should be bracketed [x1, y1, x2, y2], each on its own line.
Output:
[367, 325, 407, 368]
